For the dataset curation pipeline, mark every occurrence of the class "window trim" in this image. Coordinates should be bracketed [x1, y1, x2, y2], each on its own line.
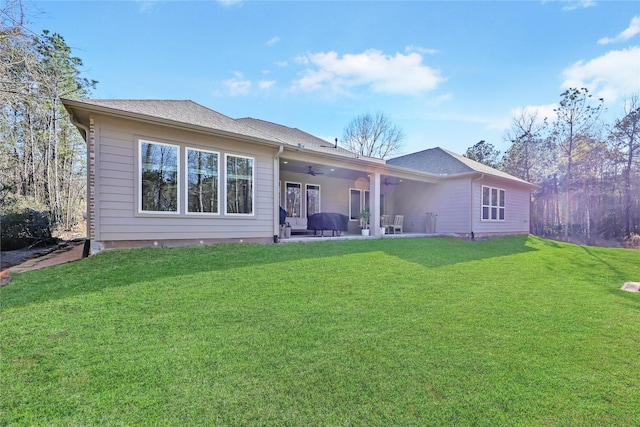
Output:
[285, 181, 303, 218]
[224, 153, 255, 216]
[305, 183, 321, 217]
[185, 146, 220, 216]
[138, 139, 180, 215]
[481, 185, 506, 222]
[349, 188, 362, 221]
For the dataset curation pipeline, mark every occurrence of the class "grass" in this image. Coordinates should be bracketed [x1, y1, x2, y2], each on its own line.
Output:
[1, 235, 639, 426]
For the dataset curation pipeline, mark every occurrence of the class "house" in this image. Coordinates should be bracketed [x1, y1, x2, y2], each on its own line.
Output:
[61, 98, 535, 254]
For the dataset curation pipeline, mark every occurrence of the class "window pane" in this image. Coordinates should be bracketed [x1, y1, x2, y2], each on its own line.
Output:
[499, 207, 505, 220]
[226, 155, 253, 214]
[491, 188, 498, 207]
[187, 149, 218, 213]
[140, 141, 178, 212]
[499, 189, 505, 207]
[482, 206, 489, 220]
[306, 185, 320, 216]
[482, 186, 490, 205]
[350, 189, 361, 220]
[286, 182, 301, 217]
[491, 207, 497, 220]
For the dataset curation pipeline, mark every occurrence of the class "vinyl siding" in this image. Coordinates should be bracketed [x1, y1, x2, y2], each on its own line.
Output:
[93, 115, 276, 243]
[472, 177, 530, 235]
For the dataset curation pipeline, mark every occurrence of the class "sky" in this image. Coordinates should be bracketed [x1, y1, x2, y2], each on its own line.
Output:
[25, 0, 640, 156]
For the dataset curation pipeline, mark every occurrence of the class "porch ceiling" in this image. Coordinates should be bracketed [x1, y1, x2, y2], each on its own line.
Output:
[279, 157, 440, 185]
[279, 158, 366, 180]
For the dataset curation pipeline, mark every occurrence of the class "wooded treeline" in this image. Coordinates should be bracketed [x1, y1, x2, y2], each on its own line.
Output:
[1, 0, 96, 237]
[1, 1, 637, 247]
[467, 88, 640, 244]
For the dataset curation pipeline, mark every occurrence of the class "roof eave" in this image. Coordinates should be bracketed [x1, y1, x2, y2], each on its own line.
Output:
[61, 98, 286, 149]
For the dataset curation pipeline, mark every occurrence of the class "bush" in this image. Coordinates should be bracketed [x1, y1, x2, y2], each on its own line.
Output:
[0, 195, 55, 250]
[624, 233, 640, 249]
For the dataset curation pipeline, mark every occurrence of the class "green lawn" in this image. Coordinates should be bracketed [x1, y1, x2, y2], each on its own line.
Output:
[1, 236, 639, 426]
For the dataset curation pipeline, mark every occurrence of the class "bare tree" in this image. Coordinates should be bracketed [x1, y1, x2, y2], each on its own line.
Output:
[341, 112, 404, 159]
[610, 94, 640, 238]
[551, 87, 603, 241]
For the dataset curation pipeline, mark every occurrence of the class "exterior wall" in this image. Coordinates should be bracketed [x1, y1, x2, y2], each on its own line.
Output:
[391, 177, 471, 234]
[387, 175, 530, 236]
[471, 176, 531, 236]
[91, 115, 277, 251]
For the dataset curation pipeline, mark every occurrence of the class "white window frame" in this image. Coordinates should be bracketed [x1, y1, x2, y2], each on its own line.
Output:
[481, 185, 506, 221]
[349, 188, 362, 221]
[285, 181, 303, 218]
[138, 139, 180, 215]
[224, 153, 255, 216]
[306, 183, 321, 217]
[185, 147, 220, 216]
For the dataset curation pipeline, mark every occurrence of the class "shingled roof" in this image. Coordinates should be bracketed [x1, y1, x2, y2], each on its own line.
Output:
[388, 147, 533, 186]
[237, 117, 384, 162]
[65, 99, 282, 143]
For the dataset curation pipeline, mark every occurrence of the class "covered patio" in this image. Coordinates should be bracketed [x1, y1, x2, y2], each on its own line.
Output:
[277, 151, 441, 239]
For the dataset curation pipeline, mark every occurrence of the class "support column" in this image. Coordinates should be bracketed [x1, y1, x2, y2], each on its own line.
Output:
[371, 173, 381, 237]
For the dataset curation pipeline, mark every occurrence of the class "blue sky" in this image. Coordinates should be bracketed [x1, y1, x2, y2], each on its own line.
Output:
[30, 0, 640, 155]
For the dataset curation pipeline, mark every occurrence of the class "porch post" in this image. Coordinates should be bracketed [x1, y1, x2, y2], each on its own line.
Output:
[371, 173, 381, 237]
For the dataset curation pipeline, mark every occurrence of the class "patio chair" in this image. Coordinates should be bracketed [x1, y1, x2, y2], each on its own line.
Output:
[392, 215, 404, 234]
[380, 215, 391, 234]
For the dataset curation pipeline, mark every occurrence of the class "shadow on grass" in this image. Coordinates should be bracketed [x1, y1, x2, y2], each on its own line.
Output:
[2, 235, 538, 310]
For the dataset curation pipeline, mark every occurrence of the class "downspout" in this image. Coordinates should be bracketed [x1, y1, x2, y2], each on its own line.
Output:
[273, 146, 284, 242]
[69, 114, 89, 141]
[69, 115, 92, 257]
[471, 174, 484, 239]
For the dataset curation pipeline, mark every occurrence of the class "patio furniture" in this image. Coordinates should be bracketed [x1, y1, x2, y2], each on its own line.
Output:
[307, 212, 349, 237]
[380, 215, 391, 234]
[391, 215, 404, 234]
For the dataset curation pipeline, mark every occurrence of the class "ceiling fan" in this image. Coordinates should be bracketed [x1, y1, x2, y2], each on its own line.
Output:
[307, 166, 324, 176]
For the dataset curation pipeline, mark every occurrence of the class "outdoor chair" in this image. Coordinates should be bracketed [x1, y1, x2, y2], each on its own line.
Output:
[392, 215, 404, 234]
[380, 215, 391, 234]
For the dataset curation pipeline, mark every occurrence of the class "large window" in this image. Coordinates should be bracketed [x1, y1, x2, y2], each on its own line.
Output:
[350, 189, 362, 221]
[186, 148, 219, 214]
[226, 154, 254, 215]
[139, 140, 179, 213]
[482, 185, 505, 221]
[285, 182, 302, 217]
[306, 184, 320, 217]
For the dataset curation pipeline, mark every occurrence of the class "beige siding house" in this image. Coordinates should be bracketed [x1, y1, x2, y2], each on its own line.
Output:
[62, 98, 535, 253]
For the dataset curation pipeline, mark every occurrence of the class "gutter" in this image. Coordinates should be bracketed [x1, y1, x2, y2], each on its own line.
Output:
[67, 113, 91, 257]
[471, 174, 485, 238]
[69, 113, 89, 142]
[273, 146, 284, 242]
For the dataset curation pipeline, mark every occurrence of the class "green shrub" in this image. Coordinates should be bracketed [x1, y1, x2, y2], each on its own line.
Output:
[0, 195, 54, 250]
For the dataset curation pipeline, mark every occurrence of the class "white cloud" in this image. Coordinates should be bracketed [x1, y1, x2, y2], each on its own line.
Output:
[598, 16, 640, 45]
[275, 61, 288, 67]
[559, 0, 596, 11]
[217, 0, 242, 7]
[291, 49, 445, 96]
[561, 46, 640, 103]
[435, 93, 454, 103]
[135, 0, 158, 13]
[224, 72, 251, 96]
[405, 45, 439, 55]
[258, 80, 275, 90]
[266, 36, 280, 47]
